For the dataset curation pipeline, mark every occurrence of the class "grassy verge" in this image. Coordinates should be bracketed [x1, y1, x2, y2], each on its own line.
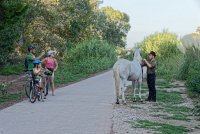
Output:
[124, 79, 196, 133]
[151, 113, 191, 121]
[0, 92, 25, 104]
[157, 90, 183, 104]
[0, 64, 24, 75]
[129, 120, 189, 134]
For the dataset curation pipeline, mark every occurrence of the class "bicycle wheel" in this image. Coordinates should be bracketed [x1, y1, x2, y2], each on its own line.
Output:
[24, 81, 32, 98]
[37, 90, 42, 101]
[29, 85, 37, 103]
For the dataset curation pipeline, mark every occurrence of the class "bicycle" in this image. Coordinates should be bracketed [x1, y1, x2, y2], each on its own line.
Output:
[29, 79, 43, 103]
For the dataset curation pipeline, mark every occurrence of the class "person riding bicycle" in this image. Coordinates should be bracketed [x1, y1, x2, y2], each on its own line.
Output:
[42, 50, 58, 96]
[32, 59, 45, 100]
[26, 45, 45, 72]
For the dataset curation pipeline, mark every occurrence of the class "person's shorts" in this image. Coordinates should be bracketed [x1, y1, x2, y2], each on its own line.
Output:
[34, 76, 42, 83]
[44, 68, 54, 77]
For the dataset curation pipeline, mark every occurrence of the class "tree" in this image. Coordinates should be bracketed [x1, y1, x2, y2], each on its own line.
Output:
[0, 0, 131, 65]
[99, 7, 130, 47]
[0, 0, 29, 64]
[139, 31, 181, 59]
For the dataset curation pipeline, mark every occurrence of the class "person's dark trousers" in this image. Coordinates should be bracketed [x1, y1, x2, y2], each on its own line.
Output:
[147, 73, 156, 102]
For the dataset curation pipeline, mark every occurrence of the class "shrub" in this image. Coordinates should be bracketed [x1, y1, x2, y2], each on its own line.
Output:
[0, 64, 24, 75]
[186, 58, 200, 93]
[139, 31, 183, 81]
[55, 39, 117, 84]
[0, 83, 8, 96]
[178, 47, 200, 80]
[139, 31, 182, 60]
[157, 54, 184, 81]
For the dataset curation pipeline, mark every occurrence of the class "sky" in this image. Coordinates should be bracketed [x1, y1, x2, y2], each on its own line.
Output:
[101, 0, 200, 48]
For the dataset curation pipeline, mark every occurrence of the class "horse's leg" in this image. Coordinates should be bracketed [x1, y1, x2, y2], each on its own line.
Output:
[132, 80, 136, 102]
[138, 79, 143, 101]
[121, 79, 127, 104]
[116, 81, 120, 104]
[113, 68, 120, 104]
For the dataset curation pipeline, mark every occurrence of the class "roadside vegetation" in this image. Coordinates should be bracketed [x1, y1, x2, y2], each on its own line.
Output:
[117, 29, 200, 133]
[0, 0, 127, 106]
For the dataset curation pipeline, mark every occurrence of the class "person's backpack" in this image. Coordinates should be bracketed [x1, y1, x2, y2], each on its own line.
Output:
[24, 56, 28, 71]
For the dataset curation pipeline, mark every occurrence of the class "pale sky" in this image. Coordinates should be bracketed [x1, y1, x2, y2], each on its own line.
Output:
[101, 0, 200, 48]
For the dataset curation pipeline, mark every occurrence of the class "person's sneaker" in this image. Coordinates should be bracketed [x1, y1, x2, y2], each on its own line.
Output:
[44, 96, 46, 99]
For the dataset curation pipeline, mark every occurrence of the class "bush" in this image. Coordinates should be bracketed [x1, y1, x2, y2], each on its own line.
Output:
[139, 31, 183, 81]
[178, 47, 200, 80]
[116, 47, 134, 60]
[157, 54, 184, 81]
[0, 83, 8, 96]
[0, 64, 24, 75]
[139, 31, 181, 60]
[55, 39, 117, 84]
[186, 58, 200, 93]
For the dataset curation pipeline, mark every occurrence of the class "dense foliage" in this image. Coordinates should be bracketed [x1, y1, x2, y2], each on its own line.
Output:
[0, 0, 130, 65]
[55, 39, 117, 84]
[139, 31, 182, 60]
[139, 31, 183, 81]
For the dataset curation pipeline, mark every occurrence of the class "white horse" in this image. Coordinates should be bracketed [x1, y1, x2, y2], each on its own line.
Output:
[113, 49, 143, 104]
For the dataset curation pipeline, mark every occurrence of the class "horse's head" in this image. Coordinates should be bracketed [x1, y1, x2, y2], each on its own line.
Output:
[133, 49, 142, 64]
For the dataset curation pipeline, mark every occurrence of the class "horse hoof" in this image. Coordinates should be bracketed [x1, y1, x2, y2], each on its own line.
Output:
[133, 99, 137, 102]
[116, 101, 120, 104]
[123, 102, 127, 105]
[122, 100, 127, 105]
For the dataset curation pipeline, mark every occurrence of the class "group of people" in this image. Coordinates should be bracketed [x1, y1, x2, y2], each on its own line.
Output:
[26, 44, 157, 102]
[26, 45, 58, 99]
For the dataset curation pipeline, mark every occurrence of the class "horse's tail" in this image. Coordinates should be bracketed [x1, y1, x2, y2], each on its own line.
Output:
[113, 64, 120, 100]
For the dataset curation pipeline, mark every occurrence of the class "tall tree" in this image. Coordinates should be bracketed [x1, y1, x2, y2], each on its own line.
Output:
[99, 7, 130, 47]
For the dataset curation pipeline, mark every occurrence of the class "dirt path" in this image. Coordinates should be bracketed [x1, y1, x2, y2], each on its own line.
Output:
[111, 79, 200, 134]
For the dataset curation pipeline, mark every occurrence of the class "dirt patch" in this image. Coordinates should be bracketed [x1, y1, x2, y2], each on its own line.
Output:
[0, 73, 28, 110]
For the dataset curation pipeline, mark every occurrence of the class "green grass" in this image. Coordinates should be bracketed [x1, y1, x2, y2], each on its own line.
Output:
[0, 64, 24, 75]
[129, 120, 189, 134]
[0, 92, 25, 104]
[156, 80, 170, 86]
[157, 90, 183, 105]
[151, 114, 167, 117]
[162, 114, 191, 121]
[164, 105, 192, 113]
[151, 113, 190, 121]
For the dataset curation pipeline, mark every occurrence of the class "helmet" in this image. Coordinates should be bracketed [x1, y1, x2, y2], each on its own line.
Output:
[28, 45, 36, 51]
[47, 50, 55, 56]
[33, 59, 41, 64]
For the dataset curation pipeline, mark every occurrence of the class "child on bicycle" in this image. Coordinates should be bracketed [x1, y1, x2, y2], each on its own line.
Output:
[42, 50, 58, 96]
[32, 60, 45, 99]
